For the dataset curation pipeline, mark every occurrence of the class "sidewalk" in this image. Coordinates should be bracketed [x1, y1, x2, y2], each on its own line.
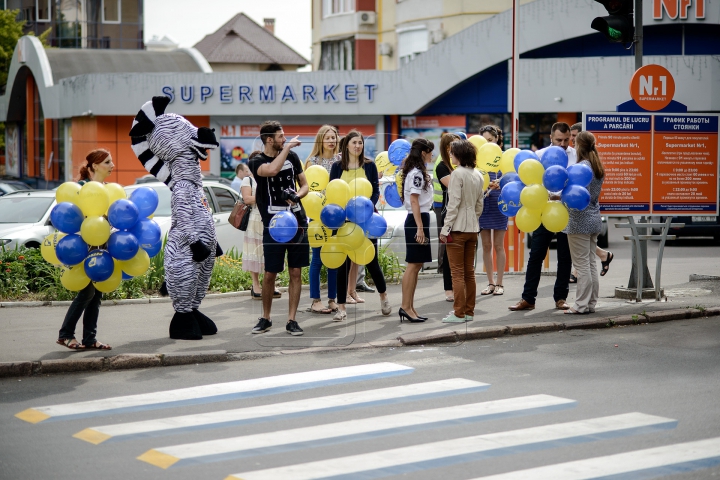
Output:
[1, 268, 719, 377]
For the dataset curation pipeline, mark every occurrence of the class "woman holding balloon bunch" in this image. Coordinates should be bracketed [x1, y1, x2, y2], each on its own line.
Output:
[564, 131, 605, 315]
[329, 130, 391, 322]
[56, 149, 114, 351]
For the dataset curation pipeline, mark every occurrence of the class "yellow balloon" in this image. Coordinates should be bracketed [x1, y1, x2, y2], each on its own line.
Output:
[515, 206, 542, 233]
[56, 182, 81, 205]
[78, 181, 110, 217]
[308, 221, 331, 248]
[520, 184, 549, 210]
[320, 240, 347, 269]
[477, 143, 503, 173]
[94, 260, 122, 293]
[375, 151, 394, 175]
[119, 248, 150, 276]
[61, 265, 91, 291]
[468, 135, 488, 150]
[541, 202, 569, 233]
[500, 148, 520, 174]
[325, 179, 351, 208]
[105, 183, 127, 206]
[80, 216, 111, 246]
[301, 192, 326, 220]
[348, 238, 375, 266]
[305, 165, 330, 192]
[479, 170, 490, 191]
[336, 222, 365, 251]
[348, 178, 373, 198]
[41, 232, 66, 265]
[518, 159, 545, 186]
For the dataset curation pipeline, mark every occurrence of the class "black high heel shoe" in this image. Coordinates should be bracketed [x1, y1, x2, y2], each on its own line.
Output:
[250, 287, 262, 300]
[416, 314, 428, 321]
[399, 308, 425, 323]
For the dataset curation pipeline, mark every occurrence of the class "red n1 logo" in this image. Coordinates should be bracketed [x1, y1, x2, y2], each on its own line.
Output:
[653, 0, 706, 19]
[630, 64, 676, 112]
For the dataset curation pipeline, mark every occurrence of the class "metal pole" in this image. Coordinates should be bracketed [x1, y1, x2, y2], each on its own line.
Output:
[634, 0, 643, 70]
[511, 0, 519, 148]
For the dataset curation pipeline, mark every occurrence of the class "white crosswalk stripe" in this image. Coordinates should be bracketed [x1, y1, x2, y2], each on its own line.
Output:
[475, 437, 720, 479]
[137, 394, 576, 469]
[15, 362, 413, 424]
[74, 378, 489, 444]
[224, 413, 678, 480]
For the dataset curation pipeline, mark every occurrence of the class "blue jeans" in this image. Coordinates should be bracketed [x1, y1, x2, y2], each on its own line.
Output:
[310, 247, 337, 300]
[521, 225, 572, 305]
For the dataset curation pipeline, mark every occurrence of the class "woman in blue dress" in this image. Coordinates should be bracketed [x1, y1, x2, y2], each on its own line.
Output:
[478, 125, 508, 296]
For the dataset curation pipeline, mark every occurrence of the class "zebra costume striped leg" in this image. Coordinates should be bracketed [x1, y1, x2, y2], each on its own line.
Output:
[129, 96, 220, 340]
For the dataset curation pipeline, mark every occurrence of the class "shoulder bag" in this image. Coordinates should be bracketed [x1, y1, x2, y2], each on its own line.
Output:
[229, 178, 253, 231]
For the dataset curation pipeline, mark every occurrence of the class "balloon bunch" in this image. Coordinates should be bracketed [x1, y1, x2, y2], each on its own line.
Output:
[496, 146, 594, 233]
[41, 182, 163, 293]
[280, 165, 388, 269]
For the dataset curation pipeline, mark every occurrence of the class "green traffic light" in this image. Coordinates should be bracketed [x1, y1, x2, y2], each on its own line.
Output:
[608, 27, 622, 40]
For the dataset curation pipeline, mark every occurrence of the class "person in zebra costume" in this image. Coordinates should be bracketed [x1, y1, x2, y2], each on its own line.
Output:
[129, 96, 220, 340]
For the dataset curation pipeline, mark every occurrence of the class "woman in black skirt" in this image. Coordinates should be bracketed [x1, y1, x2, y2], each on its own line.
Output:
[399, 138, 435, 323]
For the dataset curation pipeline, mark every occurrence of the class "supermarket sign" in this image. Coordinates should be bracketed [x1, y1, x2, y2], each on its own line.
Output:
[584, 65, 719, 216]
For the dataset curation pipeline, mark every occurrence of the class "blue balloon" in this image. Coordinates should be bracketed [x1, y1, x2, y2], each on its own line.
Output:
[130, 218, 162, 248]
[143, 240, 163, 258]
[497, 192, 521, 217]
[320, 204, 346, 229]
[499, 172, 520, 189]
[454, 131, 468, 140]
[108, 199, 140, 230]
[122, 272, 134, 281]
[50, 202, 84, 234]
[513, 150, 540, 173]
[346, 196, 374, 225]
[388, 139, 412, 166]
[561, 184, 591, 211]
[542, 165, 569, 192]
[384, 183, 403, 208]
[269, 211, 298, 243]
[364, 213, 388, 238]
[84, 249, 114, 282]
[540, 146, 568, 170]
[129, 187, 159, 218]
[567, 163, 594, 188]
[55, 234, 89, 266]
[107, 231, 139, 261]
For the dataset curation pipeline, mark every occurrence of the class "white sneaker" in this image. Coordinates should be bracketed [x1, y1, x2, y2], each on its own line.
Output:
[333, 310, 347, 322]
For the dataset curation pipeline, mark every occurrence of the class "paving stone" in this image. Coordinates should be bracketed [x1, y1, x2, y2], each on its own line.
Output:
[0, 361, 32, 378]
[162, 351, 228, 366]
[460, 326, 508, 340]
[109, 354, 162, 370]
[564, 318, 612, 330]
[643, 309, 691, 323]
[507, 322, 562, 335]
[40, 357, 104, 374]
[398, 329, 459, 346]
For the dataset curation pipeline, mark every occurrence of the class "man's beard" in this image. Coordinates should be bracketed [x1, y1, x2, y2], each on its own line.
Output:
[272, 140, 284, 153]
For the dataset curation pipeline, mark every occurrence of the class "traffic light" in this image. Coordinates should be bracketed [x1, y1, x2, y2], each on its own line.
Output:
[591, 0, 634, 43]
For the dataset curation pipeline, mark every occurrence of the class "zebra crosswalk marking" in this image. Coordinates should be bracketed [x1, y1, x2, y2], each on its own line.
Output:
[75, 378, 489, 444]
[16, 362, 413, 424]
[138, 394, 576, 469]
[224, 413, 677, 480]
[475, 437, 720, 479]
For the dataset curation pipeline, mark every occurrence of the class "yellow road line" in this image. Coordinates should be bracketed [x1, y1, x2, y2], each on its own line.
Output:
[137, 450, 180, 469]
[15, 409, 50, 424]
[73, 428, 112, 445]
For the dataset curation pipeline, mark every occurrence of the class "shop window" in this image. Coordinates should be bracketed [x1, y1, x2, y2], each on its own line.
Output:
[397, 26, 428, 65]
[36, 0, 51, 22]
[319, 38, 355, 71]
[322, 0, 355, 18]
[102, 0, 120, 23]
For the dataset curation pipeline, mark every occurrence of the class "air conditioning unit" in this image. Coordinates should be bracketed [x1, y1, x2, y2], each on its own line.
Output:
[430, 28, 446, 44]
[378, 42, 393, 57]
[358, 11, 376, 26]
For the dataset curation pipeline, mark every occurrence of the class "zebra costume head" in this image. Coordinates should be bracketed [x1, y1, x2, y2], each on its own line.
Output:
[129, 96, 219, 188]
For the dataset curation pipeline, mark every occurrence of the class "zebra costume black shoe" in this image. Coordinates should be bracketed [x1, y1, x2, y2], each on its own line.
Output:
[129, 96, 219, 340]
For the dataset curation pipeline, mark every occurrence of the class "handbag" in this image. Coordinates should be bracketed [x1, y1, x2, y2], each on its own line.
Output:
[228, 178, 253, 231]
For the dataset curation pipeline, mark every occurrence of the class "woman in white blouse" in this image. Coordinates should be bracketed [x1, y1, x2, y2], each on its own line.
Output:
[399, 138, 435, 323]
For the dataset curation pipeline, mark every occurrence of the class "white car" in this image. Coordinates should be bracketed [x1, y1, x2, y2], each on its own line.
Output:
[124, 181, 244, 255]
[0, 190, 56, 249]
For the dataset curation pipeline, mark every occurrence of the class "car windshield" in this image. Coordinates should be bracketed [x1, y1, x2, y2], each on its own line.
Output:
[0, 196, 54, 223]
[125, 186, 172, 217]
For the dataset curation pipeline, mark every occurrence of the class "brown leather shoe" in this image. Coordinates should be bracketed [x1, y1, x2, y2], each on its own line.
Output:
[555, 299, 571, 310]
[509, 299, 535, 311]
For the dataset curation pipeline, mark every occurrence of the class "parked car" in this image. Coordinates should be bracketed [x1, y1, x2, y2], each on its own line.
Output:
[0, 180, 33, 197]
[134, 173, 232, 187]
[377, 177, 439, 266]
[0, 190, 56, 249]
[652, 215, 720, 243]
[125, 181, 244, 254]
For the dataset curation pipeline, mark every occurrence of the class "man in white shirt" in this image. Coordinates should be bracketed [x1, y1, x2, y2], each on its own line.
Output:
[537, 122, 577, 166]
[229, 163, 250, 194]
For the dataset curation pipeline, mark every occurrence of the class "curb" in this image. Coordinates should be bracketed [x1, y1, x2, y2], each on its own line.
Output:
[1, 306, 718, 379]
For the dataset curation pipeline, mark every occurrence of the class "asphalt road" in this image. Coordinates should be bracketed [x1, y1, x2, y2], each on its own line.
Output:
[2, 316, 719, 480]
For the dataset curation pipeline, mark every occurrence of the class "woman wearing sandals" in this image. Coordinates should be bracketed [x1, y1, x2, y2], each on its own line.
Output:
[565, 131, 605, 315]
[57, 149, 114, 351]
[241, 165, 276, 300]
[398, 138, 435, 323]
[330, 130, 391, 321]
[478, 125, 507, 297]
[305, 125, 340, 314]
